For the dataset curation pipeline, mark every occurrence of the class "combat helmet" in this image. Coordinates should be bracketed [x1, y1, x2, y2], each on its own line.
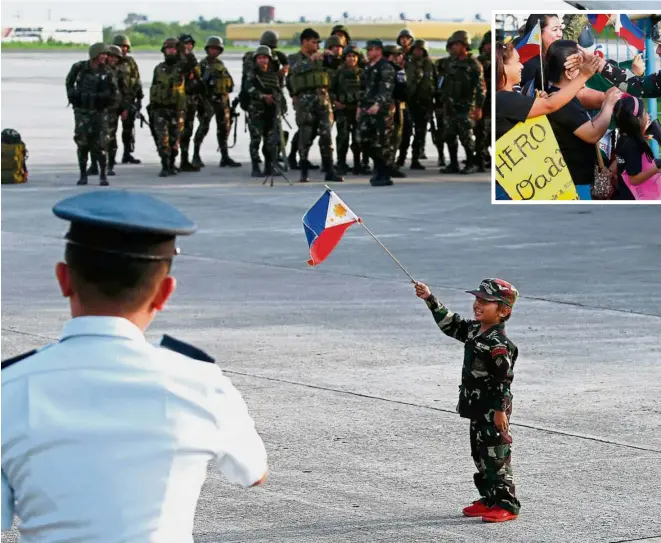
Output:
[396, 29, 415, 45]
[204, 36, 224, 52]
[112, 34, 131, 48]
[412, 39, 429, 55]
[366, 39, 384, 50]
[383, 45, 402, 57]
[178, 33, 195, 47]
[253, 45, 272, 59]
[326, 35, 344, 49]
[447, 30, 470, 48]
[88, 42, 108, 60]
[331, 24, 351, 43]
[107, 44, 123, 58]
[260, 30, 279, 49]
[342, 44, 361, 59]
[161, 37, 180, 54]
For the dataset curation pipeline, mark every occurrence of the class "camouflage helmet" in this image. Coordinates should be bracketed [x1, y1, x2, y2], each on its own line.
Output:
[88, 42, 108, 60]
[331, 24, 351, 42]
[178, 33, 195, 47]
[107, 44, 123, 58]
[161, 37, 179, 54]
[467, 279, 519, 308]
[366, 39, 384, 50]
[260, 30, 279, 49]
[253, 45, 272, 59]
[204, 36, 224, 51]
[412, 39, 429, 55]
[342, 44, 361, 59]
[112, 34, 131, 48]
[326, 35, 343, 49]
[383, 45, 402, 57]
[396, 29, 415, 45]
[447, 30, 470, 48]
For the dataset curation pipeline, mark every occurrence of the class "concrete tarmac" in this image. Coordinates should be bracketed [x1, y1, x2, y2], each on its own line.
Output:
[2, 51, 661, 543]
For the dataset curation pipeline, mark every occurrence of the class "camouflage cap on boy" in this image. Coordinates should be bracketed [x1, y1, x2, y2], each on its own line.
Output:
[467, 278, 519, 308]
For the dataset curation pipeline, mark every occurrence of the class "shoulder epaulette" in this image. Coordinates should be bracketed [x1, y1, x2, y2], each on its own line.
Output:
[2, 349, 37, 370]
[159, 335, 215, 363]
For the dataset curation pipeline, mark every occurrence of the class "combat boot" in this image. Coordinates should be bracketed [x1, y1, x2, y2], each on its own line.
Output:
[299, 162, 310, 183]
[122, 149, 141, 164]
[370, 161, 394, 187]
[305, 160, 320, 170]
[192, 144, 205, 168]
[86, 159, 99, 176]
[288, 147, 299, 170]
[97, 154, 109, 186]
[437, 148, 446, 166]
[359, 155, 372, 175]
[336, 154, 349, 175]
[158, 157, 169, 178]
[107, 150, 116, 177]
[76, 149, 88, 186]
[390, 166, 407, 178]
[461, 153, 479, 175]
[410, 159, 425, 170]
[251, 160, 263, 178]
[168, 154, 178, 176]
[396, 153, 406, 168]
[323, 159, 344, 182]
[220, 153, 241, 168]
[179, 150, 199, 172]
[441, 147, 460, 174]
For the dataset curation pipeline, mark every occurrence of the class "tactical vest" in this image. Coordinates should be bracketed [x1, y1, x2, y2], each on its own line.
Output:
[150, 63, 185, 107]
[336, 67, 362, 105]
[443, 56, 477, 104]
[410, 58, 435, 101]
[108, 67, 123, 110]
[362, 59, 392, 106]
[182, 54, 202, 95]
[255, 70, 280, 93]
[206, 58, 234, 97]
[289, 56, 330, 96]
[75, 67, 112, 111]
[121, 57, 140, 98]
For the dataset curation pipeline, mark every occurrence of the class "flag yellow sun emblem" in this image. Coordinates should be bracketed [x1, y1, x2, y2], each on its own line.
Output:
[333, 203, 348, 218]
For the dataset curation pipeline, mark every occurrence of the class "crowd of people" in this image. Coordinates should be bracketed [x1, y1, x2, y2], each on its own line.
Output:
[65, 25, 491, 187]
[495, 14, 661, 200]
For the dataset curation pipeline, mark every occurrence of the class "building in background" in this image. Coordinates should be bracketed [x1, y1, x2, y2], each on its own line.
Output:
[1, 20, 103, 44]
[259, 6, 275, 24]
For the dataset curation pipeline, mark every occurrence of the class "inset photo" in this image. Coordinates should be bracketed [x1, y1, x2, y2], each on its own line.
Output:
[493, 11, 661, 202]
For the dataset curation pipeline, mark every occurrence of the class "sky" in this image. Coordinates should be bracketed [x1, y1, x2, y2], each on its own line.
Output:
[1, 0, 578, 27]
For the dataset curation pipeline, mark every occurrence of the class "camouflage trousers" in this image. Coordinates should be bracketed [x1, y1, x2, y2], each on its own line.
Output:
[194, 97, 231, 154]
[335, 106, 359, 164]
[434, 108, 446, 159]
[180, 96, 206, 153]
[152, 107, 183, 160]
[73, 109, 108, 157]
[397, 107, 413, 162]
[294, 90, 334, 163]
[121, 107, 137, 153]
[107, 109, 121, 157]
[388, 104, 405, 168]
[409, 102, 431, 161]
[470, 417, 521, 514]
[247, 104, 276, 163]
[358, 105, 394, 166]
[443, 110, 475, 161]
[474, 114, 491, 165]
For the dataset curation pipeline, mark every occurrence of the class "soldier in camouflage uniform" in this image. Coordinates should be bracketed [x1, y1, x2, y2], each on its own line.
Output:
[331, 45, 364, 175]
[475, 31, 492, 171]
[439, 30, 485, 175]
[287, 28, 343, 183]
[246, 46, 281, 177]
[66, 42, 118, 186]
[104, 45, 126, 177]
[384, 45, 408, 178]
[112, 34, 143, 164]
[415, 278, 521, 522]
[149, 38, 186, 177]
[395, 29, 415, 168]
[405, 39, 436, 170]
[193, 36, 241, 172]
[358, 39, 396, 187]
[330, 25, 367, 68]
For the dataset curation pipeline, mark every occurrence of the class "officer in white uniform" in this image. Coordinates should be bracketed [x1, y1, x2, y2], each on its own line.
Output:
[2, 191, 268, 542]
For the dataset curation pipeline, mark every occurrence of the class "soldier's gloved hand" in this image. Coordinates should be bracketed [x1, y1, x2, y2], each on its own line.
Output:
[414, 282, 432, 300]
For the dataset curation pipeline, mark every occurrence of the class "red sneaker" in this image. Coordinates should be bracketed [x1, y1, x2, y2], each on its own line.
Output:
[482, 506, 518, 523]
[462, 500, 491, 517]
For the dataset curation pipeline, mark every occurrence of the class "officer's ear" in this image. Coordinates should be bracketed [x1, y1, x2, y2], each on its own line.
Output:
[55, 261, 73, 298]
[498, 303, 512, 322]
[151, 275, 176, 312]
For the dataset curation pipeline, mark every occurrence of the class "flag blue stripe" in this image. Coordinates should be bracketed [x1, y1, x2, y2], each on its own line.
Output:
[302, 189, 331, 248]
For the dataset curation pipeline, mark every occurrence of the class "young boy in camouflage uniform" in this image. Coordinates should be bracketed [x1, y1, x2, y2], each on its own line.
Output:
[415, 278, 521, 523]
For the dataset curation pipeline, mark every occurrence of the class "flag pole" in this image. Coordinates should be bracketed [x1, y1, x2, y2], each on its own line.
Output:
[538, 21, 544, 92]
[324, 185, 417, 283]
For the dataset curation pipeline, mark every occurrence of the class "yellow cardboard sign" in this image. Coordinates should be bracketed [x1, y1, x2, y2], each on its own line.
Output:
[495, 115, 578, 200]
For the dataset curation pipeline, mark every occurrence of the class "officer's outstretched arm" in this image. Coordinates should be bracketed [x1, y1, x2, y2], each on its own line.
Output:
[1, 470, 14, 531]
[213, 379, 268, 488]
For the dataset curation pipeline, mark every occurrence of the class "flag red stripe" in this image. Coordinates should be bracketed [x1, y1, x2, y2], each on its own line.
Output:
[307, 221, 357, 266]
[517, 44, 541, 65]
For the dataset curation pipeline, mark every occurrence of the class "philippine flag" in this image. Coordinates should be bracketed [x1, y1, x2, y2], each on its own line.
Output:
[615, 14, 645, 52]
[515, 20, 542, 64]
[303, 189, 359, 266]
[587, 14, 610, 34]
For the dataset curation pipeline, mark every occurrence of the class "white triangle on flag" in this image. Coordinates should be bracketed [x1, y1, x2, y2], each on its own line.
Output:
[325, 191, 359, 228]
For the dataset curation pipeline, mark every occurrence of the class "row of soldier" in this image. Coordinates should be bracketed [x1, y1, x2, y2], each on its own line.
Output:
[65, 26, 490, 187]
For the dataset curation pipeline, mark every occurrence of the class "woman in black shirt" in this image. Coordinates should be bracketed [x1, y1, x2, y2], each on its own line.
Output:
[520, 14, 563, 94]
[545, 40, 622, 199]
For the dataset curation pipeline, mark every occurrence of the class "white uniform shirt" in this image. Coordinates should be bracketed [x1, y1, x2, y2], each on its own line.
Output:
[1, 316, 267, 542]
